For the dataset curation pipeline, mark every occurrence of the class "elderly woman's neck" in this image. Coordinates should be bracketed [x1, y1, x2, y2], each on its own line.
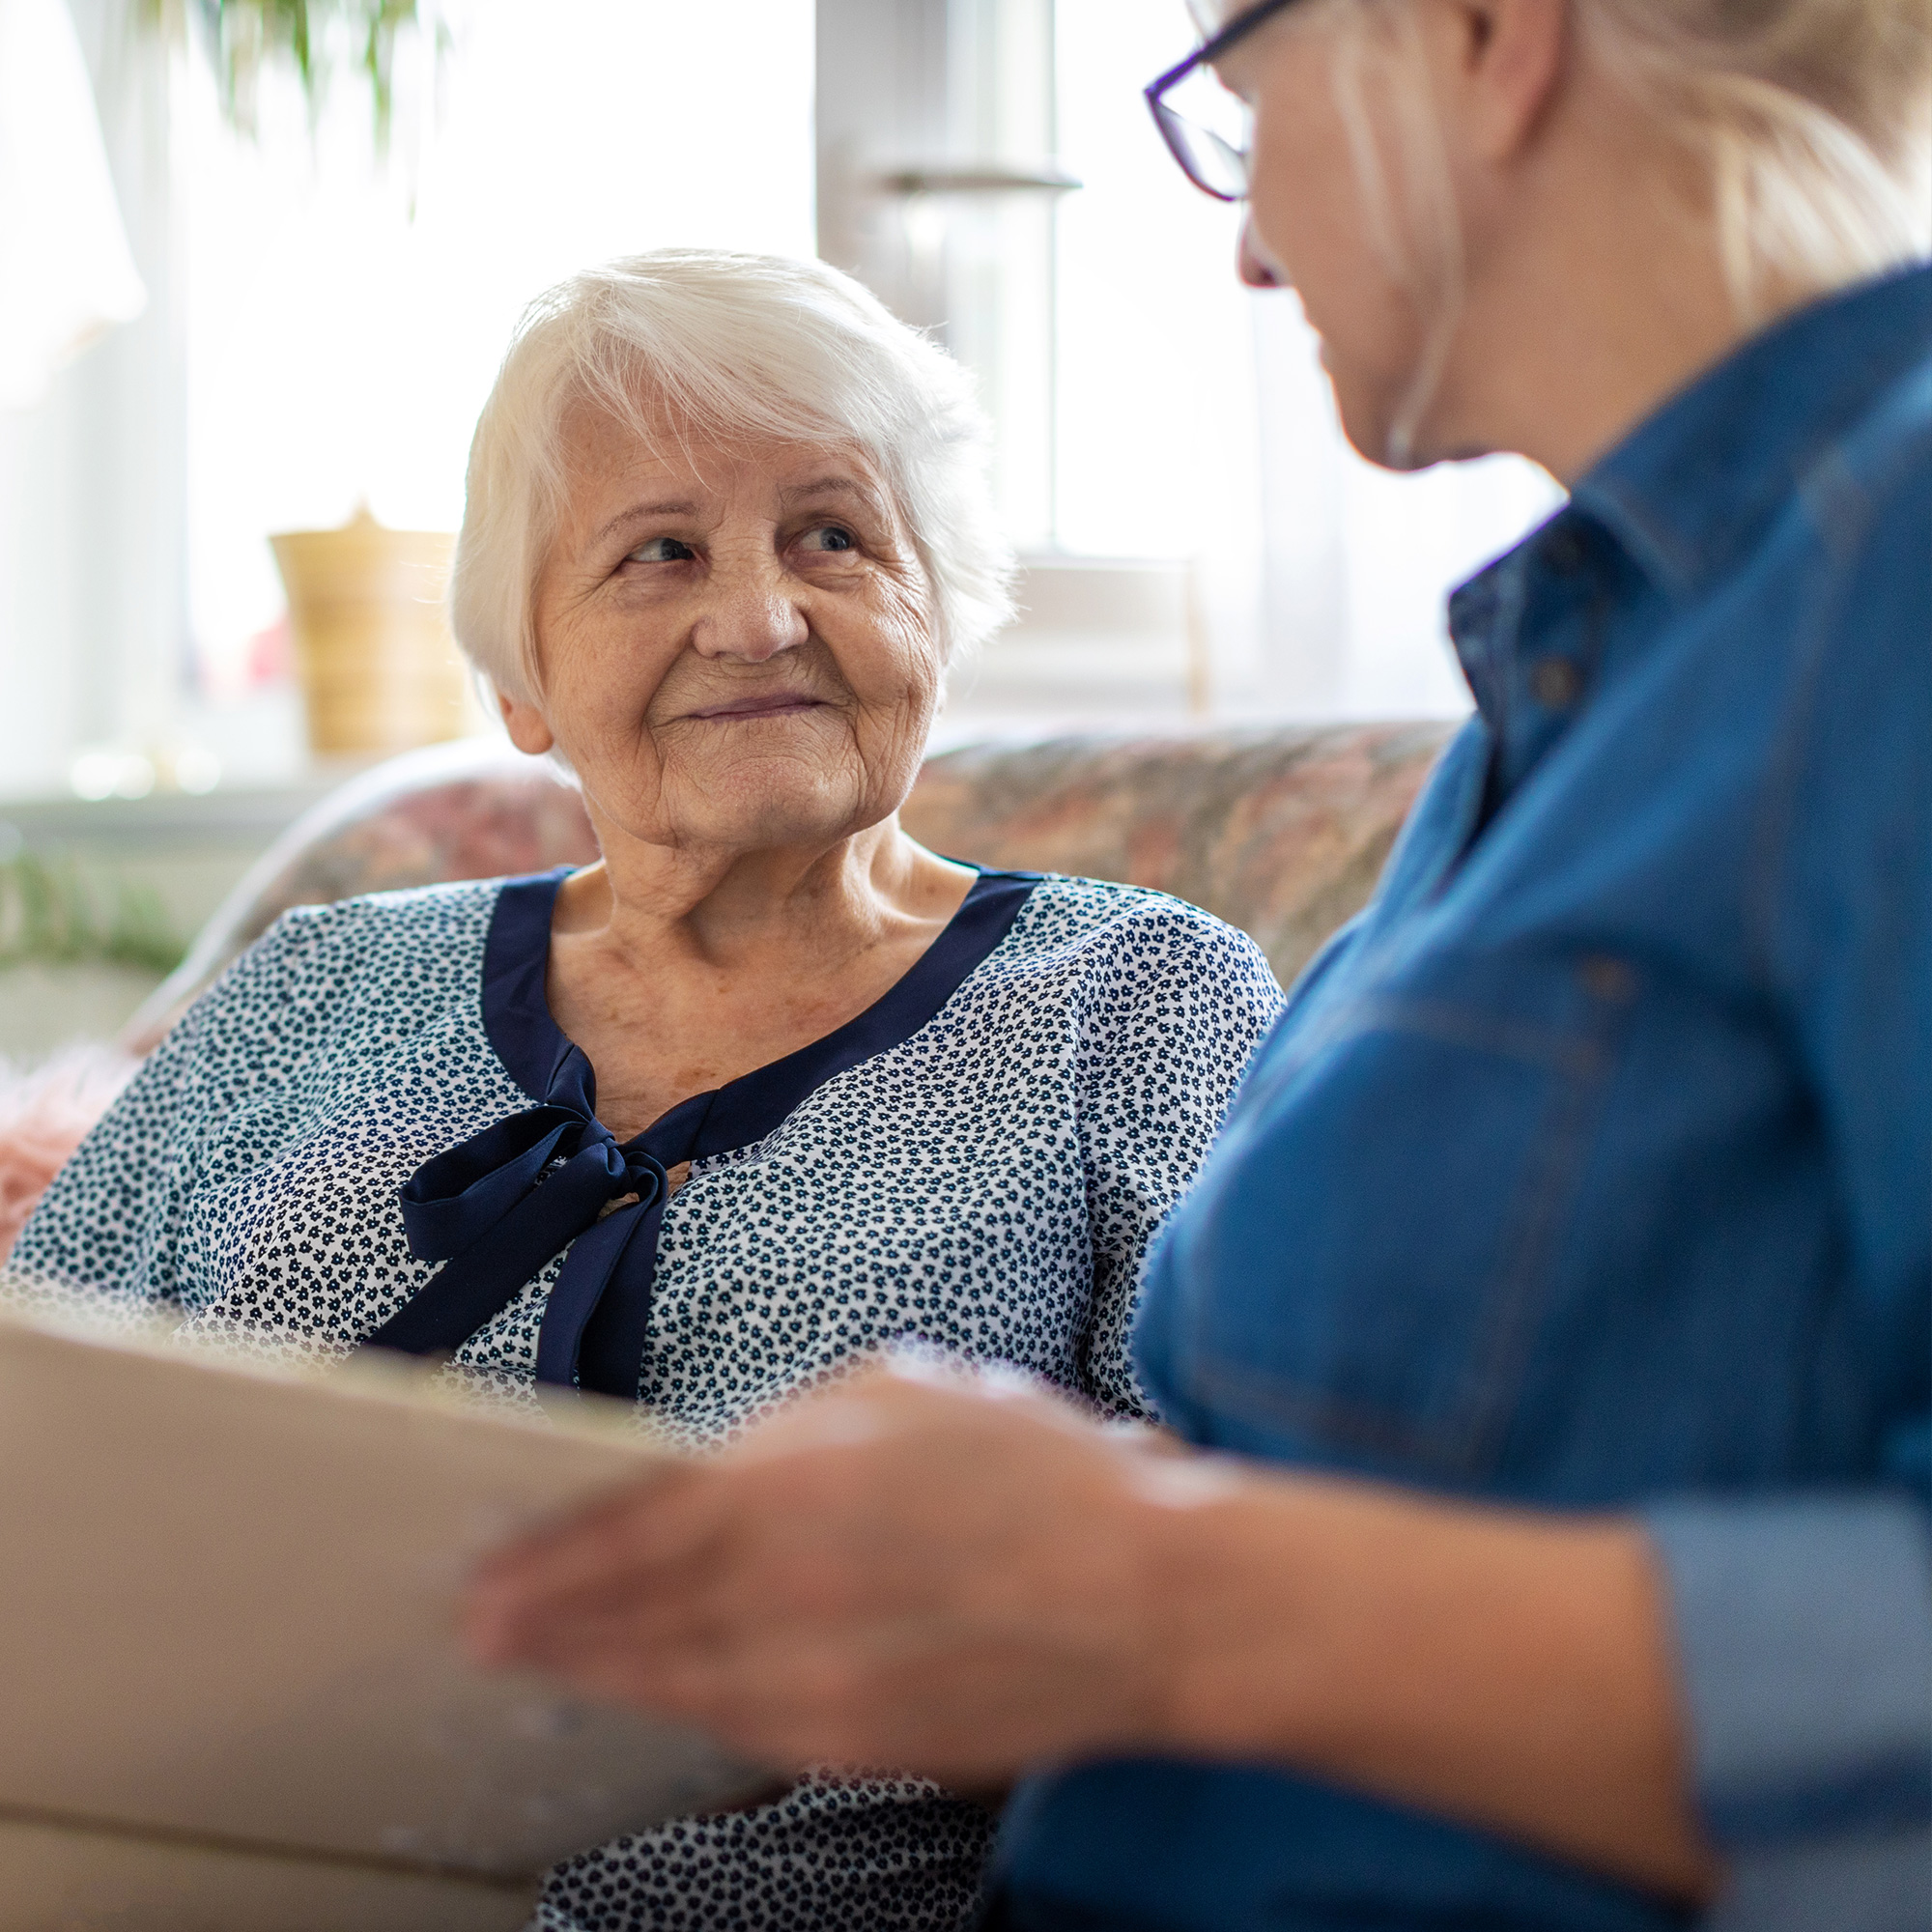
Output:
[553, 818, 972, 971]
[543, 818, 977, 1136]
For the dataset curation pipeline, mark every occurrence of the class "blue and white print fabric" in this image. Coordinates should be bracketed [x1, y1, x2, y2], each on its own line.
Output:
[9, 868, 1282, 1931]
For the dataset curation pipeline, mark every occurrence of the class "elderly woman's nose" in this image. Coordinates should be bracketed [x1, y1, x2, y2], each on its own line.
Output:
[690, 567, 812, 662]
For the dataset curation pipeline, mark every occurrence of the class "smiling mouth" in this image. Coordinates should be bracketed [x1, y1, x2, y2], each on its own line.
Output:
[684, 692, 828, 722]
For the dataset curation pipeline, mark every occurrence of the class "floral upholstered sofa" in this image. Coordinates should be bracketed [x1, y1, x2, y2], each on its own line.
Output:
[0, 722, 1453, 1258]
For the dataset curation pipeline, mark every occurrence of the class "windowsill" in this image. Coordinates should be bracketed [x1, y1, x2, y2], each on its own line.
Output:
[0, 754, 423, 1020]
[0, 755, 398, 850]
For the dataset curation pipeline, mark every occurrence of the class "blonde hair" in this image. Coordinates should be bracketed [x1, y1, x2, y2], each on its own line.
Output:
[1243, 0, 1932, 320]
[1579, 0, 1932, 316]
[452, 251, 1014, 703]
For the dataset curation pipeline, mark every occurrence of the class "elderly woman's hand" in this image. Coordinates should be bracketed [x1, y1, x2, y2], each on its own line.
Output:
[463, 1361, 1200, 1779]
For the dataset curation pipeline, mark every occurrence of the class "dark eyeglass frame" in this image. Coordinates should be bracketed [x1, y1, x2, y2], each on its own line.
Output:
[1144, 0, 1303, 201]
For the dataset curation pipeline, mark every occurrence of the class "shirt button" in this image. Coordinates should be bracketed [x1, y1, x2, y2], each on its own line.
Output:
[1578, 954, 1638, 1003]
[1530, 656, 1584, 709]
[1543, 526, 1588, 574]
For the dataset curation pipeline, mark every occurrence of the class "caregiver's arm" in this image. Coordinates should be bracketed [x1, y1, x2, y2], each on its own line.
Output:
[464, 1364, 1720, 1901]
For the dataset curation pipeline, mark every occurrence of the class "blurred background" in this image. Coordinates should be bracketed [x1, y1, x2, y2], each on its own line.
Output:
[0, 0, 1563, 1052]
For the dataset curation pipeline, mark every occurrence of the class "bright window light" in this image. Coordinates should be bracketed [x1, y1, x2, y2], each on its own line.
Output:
[1050, 0, 1563, 717]
[181, 0, 815, 703]
[1052, 0, 1254, 561]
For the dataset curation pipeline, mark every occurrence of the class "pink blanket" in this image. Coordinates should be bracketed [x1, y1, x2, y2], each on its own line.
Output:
[0, 1046, 136, 1264]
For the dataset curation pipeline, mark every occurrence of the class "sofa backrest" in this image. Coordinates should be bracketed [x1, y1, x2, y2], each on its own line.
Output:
[126, 723, 1455, 1051]
[902, 722, 1452, 987]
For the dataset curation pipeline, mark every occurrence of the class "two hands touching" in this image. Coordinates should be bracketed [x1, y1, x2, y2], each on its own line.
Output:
[463, 1356, 1719, 1904]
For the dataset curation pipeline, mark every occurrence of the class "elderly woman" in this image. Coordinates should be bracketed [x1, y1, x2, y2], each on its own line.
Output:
[463, 4, 1932, 1932]
[5, 250, 1283, 1929]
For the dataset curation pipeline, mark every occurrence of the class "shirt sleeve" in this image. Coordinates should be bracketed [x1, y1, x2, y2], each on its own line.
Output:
[1642, 424, 1932, 1876]
[1698, 1822, 1932, 1932]
[1644, 1496, 1932, 1858]
[1072, 900, 1285, 1420]
[4, 1001, 211, 1312]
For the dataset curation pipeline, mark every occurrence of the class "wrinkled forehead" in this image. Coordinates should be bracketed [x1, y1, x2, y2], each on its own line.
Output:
[549, 393, 894, 527]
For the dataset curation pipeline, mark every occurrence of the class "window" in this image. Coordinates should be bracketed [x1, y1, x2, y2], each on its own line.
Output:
[182, 0, 817, 778]
[1, 0, 817, 801]
[819, 0, 1563, 725]
[5, 0, 1562, 811]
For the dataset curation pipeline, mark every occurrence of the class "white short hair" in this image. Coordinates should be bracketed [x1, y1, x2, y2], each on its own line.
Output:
[451, 250, 1016, 701]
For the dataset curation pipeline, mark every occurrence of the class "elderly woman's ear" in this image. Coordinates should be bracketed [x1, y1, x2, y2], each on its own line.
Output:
[497, 687, 555, 759]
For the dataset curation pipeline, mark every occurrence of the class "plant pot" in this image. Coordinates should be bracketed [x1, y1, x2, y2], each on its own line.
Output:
[270, 507, 476, 755]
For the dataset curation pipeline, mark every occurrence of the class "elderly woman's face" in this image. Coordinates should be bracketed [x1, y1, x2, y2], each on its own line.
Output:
[512, 410, 941, 858]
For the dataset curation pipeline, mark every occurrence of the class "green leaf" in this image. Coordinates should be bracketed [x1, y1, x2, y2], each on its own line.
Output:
[137, 0, 433, 150]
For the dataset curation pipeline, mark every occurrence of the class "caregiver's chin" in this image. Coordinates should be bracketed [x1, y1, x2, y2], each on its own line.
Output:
[1227, 0, 1767, 480]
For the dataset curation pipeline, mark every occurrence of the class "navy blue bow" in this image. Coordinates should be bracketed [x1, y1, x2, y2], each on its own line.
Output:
[364, 1096, 693, 1398]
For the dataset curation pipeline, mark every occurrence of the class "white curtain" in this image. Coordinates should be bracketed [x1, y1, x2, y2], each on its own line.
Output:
[0, 0, 182, 802]
[1244, 293, 1565, 719]
[1052, 0, 1562, 726]
[178, 0, 817, 777]
[0, 0, 819, 801]
[0, 0, 145, 409]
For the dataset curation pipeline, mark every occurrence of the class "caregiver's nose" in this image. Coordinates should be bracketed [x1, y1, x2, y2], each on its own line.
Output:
[1238, 221, 1284, 289]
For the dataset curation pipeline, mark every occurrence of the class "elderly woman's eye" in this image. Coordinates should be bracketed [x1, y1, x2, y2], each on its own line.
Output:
[798, 525, 857, 554]
[627, 536, 696, 564]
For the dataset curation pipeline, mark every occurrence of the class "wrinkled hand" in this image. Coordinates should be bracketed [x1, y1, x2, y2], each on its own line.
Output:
[463, 1360, 1214, 1780]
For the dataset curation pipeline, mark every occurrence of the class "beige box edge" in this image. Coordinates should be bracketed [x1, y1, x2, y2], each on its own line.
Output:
[0, 1811, 540, 1932]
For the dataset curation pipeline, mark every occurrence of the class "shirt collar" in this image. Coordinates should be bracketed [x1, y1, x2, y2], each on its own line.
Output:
[1448, 262, 1932, 720]
[1572, 262, 1932, 600]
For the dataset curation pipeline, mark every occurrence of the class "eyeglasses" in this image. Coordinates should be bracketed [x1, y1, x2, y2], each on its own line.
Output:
[1144, 0, 1303, 202]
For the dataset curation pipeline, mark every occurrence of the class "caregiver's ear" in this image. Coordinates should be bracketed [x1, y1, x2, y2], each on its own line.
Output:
[1434, 0, 1571, 164]
[498, 688, 557, 757]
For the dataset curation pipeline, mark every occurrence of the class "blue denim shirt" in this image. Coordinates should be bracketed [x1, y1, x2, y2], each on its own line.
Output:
[990, 265, 1932, 1931]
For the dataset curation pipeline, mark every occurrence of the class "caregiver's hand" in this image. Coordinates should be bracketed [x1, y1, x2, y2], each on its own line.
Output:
[463, 1358, 1719, 1903]
[466, 1360, 1189, 1776]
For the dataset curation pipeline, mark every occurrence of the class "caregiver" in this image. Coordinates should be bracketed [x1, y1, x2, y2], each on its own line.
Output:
[465, 0, 1932, 1926]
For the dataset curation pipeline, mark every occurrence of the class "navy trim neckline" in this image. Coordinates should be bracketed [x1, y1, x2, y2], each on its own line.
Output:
[481, 864, 1041, 1171]
[365, 864, 1040, 1398]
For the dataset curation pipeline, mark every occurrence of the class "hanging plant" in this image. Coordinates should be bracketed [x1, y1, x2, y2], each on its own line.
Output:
[138, 0, 444, 152]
